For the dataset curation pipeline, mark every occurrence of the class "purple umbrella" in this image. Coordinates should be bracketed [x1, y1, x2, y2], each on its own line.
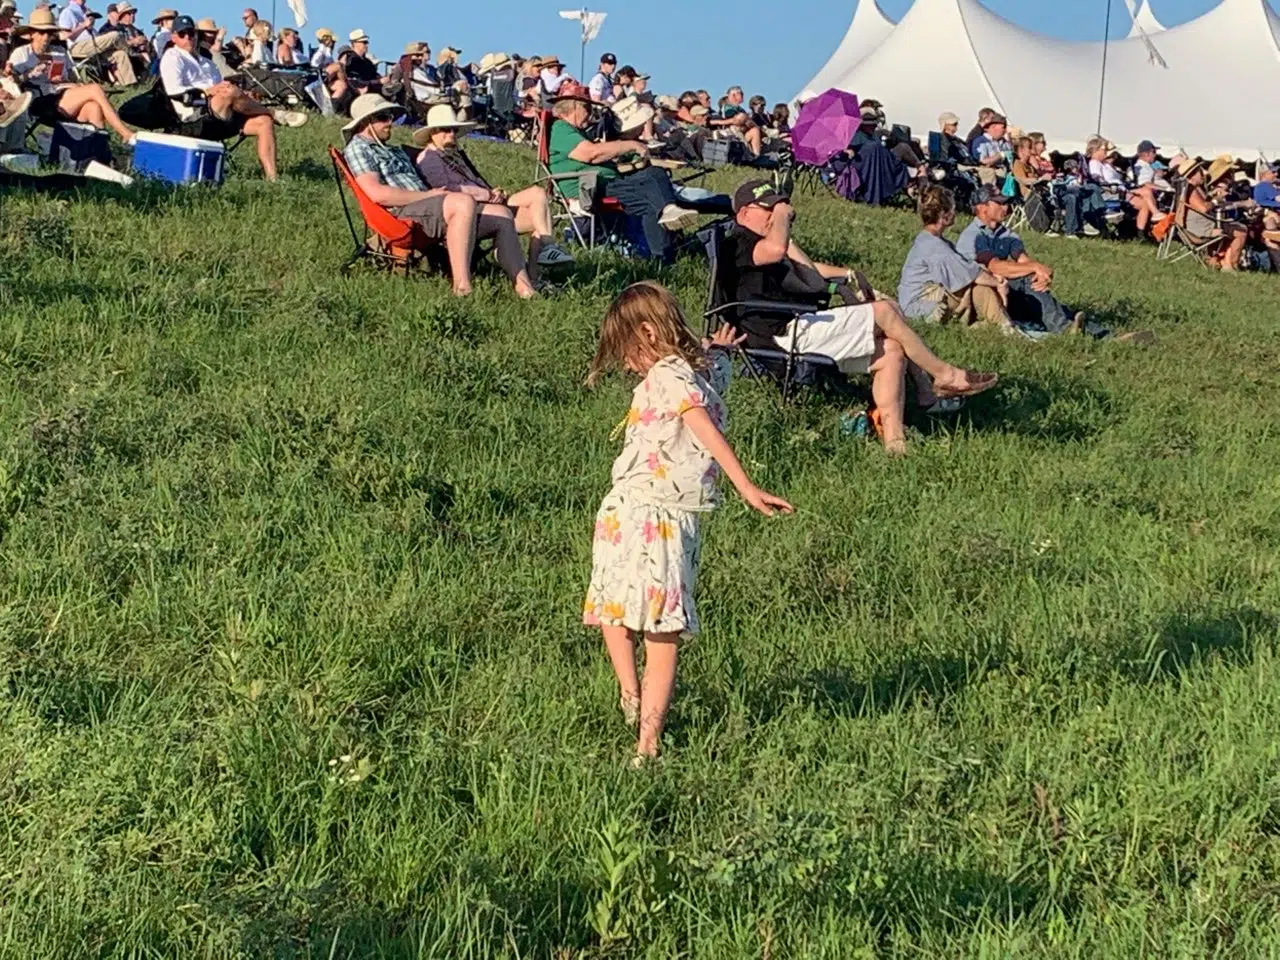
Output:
[791, 89, 861, 167]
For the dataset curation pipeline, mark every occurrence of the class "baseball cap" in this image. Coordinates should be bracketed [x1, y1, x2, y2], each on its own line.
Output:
[972, 184, 1012, 206]
[599, 52, 616, 65]
[981, 113, 1007, 128]
[1137, 139, 1159, 154]
[732, 179, 785, 213]
[171, 14, 195, 33]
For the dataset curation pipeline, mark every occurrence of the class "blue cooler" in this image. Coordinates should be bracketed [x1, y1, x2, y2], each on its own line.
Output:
[131, 132, 225, 185]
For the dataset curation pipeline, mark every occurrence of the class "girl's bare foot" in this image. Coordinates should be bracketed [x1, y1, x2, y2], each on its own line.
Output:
[619, 694, 640, 728]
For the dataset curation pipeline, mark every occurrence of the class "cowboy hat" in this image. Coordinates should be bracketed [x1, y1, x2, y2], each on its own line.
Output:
[314, 26, 335, 42]
[539, 54, 564, 69]
[551, 80, 592, 104]
[410, 103, 478, 145]
[341, 93, 404, 142]
[150, 7, 176, 22]
[403, 40, 427, 56]
[611, 95, 654, 133]
[194, 16, 218, 32]
[1207, 154, 1236, 184]
[477, 51, 512, 74]
[348, 28, 369, 42]
[15, 7, 59, 32]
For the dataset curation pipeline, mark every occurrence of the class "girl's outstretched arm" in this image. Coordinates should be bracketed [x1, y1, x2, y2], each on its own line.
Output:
[682, 407, 795, 517]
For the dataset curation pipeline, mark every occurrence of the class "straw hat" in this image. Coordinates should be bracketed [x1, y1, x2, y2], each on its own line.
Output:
[348, 28, 369, 42]
[1207, 154, 1236, 184]
[341, 92, 404, 142]
[403, 40, 427, 56]
[478, 51, 512, 74]
[194, 16, 218, 32]
[16, 6, 60, 32]
[611, 94, 654, 133]
[410, 103, 478, 145]
[150, 7, 176, 23]
[115, 1, 135, 12]
[315, 26, 335, 43]
[1176, 157, 1206, 179]
[539, 54, 564, 69]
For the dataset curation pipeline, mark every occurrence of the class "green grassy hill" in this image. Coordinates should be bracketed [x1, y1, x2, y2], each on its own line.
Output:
[2, 121, 1280, 957]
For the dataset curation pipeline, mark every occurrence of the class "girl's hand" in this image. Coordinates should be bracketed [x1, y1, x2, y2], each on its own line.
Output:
[742, 484, 795, 517]
[704, 324, 745, 351]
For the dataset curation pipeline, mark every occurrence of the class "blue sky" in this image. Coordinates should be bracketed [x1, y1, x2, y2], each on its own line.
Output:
[210, 0, 1239, 101]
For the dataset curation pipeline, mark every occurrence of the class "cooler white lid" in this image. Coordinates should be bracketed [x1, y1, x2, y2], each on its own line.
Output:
[134, 131, 226, 151]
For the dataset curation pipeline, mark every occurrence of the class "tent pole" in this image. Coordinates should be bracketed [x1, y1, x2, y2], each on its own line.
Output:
[1096, 0, 1112, 135]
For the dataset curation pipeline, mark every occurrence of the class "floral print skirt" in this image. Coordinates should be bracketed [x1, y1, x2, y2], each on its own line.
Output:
[583, 491, 703, 637]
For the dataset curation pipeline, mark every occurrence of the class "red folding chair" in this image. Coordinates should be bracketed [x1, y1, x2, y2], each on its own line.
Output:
[328, 145, 435, 276]
[534, 109, 625, 249]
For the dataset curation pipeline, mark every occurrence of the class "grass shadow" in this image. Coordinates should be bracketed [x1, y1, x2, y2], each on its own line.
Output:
[932, 373, 1115, 444]
[288, 156, 337, 184]
[746, 653, 998, 724]
[1117, 607, 1276, 685]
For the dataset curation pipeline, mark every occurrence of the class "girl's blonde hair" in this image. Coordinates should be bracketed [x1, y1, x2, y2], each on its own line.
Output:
[587, 281, 704, 387]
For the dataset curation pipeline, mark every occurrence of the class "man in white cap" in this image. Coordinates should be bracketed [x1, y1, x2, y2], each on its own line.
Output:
[160, 14, 304, 181]
[343, 28, 380, 92]
[342, 93, 537, 298]
[57, 0, 136, 84]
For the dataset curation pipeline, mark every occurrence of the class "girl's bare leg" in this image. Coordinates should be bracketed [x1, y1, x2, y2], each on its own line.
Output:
[602, 626, 640, 720]
[637, 633, 680, 758]
[868, 336, 907, 455]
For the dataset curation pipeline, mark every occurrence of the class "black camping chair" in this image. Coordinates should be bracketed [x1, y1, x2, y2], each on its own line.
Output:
[699, 220, 843, 403]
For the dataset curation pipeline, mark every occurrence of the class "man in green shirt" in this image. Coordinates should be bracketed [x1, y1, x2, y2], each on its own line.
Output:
[547, 82, 729, 259]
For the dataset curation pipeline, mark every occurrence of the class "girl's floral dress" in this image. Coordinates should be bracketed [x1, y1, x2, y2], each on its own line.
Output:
[583, 352, 731, 637]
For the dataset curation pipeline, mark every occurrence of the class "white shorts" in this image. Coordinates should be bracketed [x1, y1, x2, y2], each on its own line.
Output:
[774, 303, 878, 375]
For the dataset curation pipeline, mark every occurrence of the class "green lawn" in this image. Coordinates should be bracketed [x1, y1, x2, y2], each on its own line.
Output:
[2, 120, 1280, 958]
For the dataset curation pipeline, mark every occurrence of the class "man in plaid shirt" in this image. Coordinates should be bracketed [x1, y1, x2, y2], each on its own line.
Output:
[342, 93, 536, 298]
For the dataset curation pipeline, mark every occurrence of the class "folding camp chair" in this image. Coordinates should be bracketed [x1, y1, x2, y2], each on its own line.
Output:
[534, 108, 626, 249]
[238, 63, 316, 110]
[328, 145, 434, 276]
[699, 220, 843, 403]
[1156, 178, 1224, 267]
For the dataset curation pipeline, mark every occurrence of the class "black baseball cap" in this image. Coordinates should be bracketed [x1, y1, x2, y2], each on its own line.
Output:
[732, 179, 785, 213]
[616, 64, 637, 79]
[600, 52, 616, 65]
[1137, 139, 1159, 154]
[972, 184, 1012, 206]
[171, 13, 194, 32]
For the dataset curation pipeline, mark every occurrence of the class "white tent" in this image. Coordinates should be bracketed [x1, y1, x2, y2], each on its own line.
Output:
[801, 0, 1280, 161]
[1126, 0, 1167, 37]
[793, 0, 895, 104]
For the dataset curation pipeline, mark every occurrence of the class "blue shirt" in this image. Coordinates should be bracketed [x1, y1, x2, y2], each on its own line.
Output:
[58, 2, 88, 31]
[955, 218, 1025, 265]
[1252, 181, 1280, 210]
[897, 230, 981, 320]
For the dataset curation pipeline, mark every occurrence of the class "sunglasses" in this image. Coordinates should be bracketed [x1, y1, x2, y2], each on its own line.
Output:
[175, 28, 193, 36]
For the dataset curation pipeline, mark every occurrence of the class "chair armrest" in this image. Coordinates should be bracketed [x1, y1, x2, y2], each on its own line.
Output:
[705, 299, 826, 319]
[540, 171, 583, 182]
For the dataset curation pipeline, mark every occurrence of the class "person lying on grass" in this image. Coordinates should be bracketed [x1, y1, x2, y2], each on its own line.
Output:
[724, 179, 999, 456]
[955, 185, 1155, 343]
[583, 281, 794, 764]
[342, 93, 537, 298]
[413, 103, 576, 285]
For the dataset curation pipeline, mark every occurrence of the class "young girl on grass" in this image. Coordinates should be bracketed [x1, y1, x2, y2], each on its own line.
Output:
[583, 281, 794, 762]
